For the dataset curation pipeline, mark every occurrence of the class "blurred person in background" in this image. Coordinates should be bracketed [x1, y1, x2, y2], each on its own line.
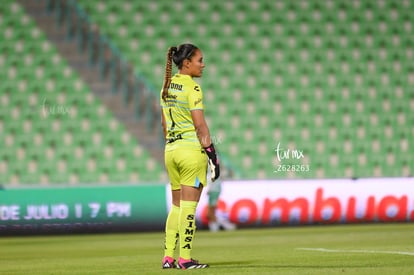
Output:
[207, 166, 236, 232]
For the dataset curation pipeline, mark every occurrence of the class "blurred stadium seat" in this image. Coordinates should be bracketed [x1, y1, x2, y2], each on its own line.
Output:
[2, 0, 413, 183]
[0, 1, 165, 185]
[75, 0, 412, 179]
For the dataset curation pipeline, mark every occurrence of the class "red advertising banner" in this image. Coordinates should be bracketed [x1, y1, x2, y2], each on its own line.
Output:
[194, 178, 414, 226]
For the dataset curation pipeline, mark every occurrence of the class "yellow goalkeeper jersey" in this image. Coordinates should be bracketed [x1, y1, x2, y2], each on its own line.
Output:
[160, 74, 204, 151]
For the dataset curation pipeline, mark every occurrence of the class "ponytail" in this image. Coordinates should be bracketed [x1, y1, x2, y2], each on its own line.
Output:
[161, 46, 177, 102]
[161, 44, 198, 102]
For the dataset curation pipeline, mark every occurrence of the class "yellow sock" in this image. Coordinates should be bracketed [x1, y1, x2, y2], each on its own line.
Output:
[179, 200, 198, 260]
[164, 205, 180, 258]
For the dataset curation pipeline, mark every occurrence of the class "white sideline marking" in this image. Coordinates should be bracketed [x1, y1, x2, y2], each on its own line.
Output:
[297, 248, 414, 256]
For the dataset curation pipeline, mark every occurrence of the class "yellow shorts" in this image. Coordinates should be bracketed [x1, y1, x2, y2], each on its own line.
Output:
[165, 147, 208, 191]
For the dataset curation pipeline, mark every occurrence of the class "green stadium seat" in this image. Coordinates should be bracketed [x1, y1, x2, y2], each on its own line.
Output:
[0, 1, 166, 185]
[16, 0, 402, 179]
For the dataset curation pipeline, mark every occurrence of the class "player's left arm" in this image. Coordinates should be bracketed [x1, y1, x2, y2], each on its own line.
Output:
[161, 109, 167, 139]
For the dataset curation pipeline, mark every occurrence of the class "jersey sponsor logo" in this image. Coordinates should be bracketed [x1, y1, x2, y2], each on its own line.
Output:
[169, 82, 183, 91]
[165, 94, 177, 106]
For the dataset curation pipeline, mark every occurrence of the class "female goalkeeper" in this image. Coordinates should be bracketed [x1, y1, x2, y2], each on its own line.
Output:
[160, 43, 220, 270]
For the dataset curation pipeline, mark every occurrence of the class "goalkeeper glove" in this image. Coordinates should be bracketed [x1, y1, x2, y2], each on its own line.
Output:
[204, 143, 220, 182]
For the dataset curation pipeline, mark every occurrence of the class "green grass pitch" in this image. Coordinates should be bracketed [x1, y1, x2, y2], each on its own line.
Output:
[1, 223, 414, 275]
